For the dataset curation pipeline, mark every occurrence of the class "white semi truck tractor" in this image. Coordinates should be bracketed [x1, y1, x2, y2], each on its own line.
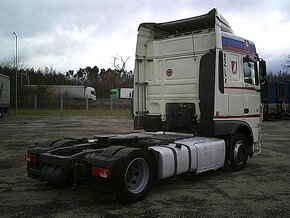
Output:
[25, 9, 267, 203]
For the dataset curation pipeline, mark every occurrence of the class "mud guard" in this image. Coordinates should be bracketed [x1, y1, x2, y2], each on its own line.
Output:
[87, 146, 156, 203]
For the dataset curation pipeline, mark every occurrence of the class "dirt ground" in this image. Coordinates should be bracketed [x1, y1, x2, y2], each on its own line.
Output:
[0, 116, 289, 217]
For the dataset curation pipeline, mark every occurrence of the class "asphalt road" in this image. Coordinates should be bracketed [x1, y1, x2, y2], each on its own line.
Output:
[0, 116, 289, 217]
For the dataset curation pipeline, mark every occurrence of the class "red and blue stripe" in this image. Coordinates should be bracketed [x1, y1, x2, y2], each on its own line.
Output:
[222, 36, 256, 55]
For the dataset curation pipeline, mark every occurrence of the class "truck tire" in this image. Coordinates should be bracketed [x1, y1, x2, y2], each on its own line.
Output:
[116, 149, 154, 203]
[101, 146, 125, 156]
[229, 133, 248, 171]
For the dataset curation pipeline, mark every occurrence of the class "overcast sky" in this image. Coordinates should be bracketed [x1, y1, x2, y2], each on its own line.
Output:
[1, 0, 289, 73]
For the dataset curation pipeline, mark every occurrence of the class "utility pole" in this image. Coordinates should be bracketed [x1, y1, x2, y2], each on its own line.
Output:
[13, 32, 18, 115]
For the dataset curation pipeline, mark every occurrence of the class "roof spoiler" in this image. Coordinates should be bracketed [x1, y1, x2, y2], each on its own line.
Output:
[138, 8, 233, 35]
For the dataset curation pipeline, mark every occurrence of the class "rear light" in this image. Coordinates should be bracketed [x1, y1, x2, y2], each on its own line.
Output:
[25, 153, 38, 164]
[91, 166, 112, 179]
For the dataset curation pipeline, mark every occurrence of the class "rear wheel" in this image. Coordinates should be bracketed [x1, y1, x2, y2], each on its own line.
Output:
[126, 158, 149, 194]
[116, 150, 154, 203]
[229, 133, 248, 171]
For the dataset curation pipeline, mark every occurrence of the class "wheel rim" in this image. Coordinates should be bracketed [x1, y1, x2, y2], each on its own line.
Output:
[234, 140, 247, 165]
[125, 158, 149, 194]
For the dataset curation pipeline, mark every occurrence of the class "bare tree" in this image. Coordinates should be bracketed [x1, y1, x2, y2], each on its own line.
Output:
[0, 55, 26, 70]
[111, 55, 130, 73]
[0, 57, 14, 69]
[283, 55, 290, 70]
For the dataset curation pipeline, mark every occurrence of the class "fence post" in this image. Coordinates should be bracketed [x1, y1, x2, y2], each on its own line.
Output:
[110, 95, 113, 110]
[86, 98, 89, 112]
[34, 96, 37, 114]
[60, 97, 63, 117]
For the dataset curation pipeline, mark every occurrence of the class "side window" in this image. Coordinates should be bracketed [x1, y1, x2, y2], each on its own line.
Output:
[243, 57, 258, 85]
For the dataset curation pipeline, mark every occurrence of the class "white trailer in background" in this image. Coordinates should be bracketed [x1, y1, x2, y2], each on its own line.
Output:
[120, 88, 133, 99]
[110, 88, 133, 99]
[49, 85, 96, 101]
[0, 73, 10, 117]
[25, 85, 96, 100]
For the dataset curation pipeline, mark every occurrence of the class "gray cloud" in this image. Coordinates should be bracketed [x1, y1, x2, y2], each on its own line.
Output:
[0, 0, 289, 72]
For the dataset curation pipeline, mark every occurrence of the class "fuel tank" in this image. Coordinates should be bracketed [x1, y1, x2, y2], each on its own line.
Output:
[150, 137, 225, 179]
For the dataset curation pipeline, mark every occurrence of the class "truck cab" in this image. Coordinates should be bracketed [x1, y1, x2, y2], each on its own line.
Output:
[133, 8, 266, 159]
[85, 87, 97, 100]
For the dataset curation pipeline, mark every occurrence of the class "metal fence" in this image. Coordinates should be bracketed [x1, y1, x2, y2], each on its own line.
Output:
[9, 96, 132, 115]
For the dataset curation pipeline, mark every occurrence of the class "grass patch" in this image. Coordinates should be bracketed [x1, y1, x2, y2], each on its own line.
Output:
[9, 109, 131, 117]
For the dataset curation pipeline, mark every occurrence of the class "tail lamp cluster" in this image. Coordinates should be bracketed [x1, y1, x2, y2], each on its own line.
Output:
[25, 153, 112, 180]
[25, 153, 38, 164]
[91, 166, 112, 179]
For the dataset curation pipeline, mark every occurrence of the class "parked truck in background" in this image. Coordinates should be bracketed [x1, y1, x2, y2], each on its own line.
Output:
[0, 73, 10, 118]
[262, 80, 290, 119]
[50, 85, 96, 101]
[110, 88, 134, 99]
[25, 85, 96, 101]
[25, 9, 267, 203]
[111, 87, 134, 117]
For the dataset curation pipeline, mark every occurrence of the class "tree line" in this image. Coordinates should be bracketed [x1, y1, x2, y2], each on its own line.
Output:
[267, 71, 290, 82]
[1, 55, 290, 101]
[0, 57, 134, 100]
[267, 55, 290, 82]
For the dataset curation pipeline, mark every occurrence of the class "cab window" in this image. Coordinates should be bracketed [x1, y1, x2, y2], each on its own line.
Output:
[243, 57, 258, 85]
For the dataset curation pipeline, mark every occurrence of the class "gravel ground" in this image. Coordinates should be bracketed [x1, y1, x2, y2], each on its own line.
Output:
[0, 116, 289, 217]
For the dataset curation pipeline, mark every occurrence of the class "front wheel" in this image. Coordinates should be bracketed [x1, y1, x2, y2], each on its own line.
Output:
[229, 133, 249, 171]
[116, 150, 154, 203]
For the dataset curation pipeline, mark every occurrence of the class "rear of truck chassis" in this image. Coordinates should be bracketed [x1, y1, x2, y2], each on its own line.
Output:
[26, 9, 266, 203]
[26, 133, 226, 203]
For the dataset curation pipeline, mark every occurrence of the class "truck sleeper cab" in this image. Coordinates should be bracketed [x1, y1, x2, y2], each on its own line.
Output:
[26, 9, 266, 203]
[133, 8, 265, 162]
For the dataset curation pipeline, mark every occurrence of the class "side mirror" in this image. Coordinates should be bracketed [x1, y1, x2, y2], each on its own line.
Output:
[259, 60, 267, 76]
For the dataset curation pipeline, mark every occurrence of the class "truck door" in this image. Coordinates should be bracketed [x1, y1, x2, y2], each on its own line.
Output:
[242, 56, 260, 116]
[225, 53, 244, 116]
